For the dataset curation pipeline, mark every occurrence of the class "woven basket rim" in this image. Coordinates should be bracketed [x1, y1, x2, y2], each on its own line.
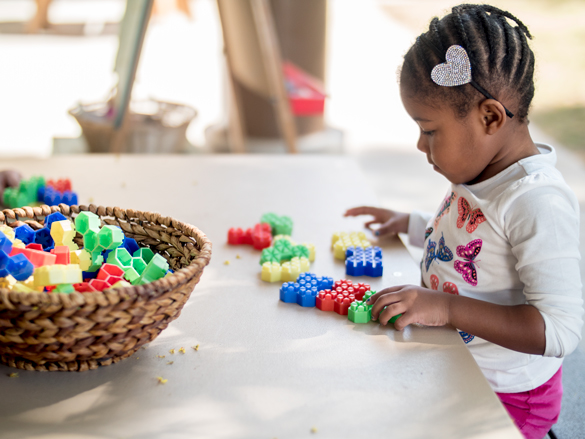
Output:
[0, 204, 212, 308]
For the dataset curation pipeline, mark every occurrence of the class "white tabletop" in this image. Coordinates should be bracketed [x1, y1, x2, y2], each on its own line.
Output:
[0, 155, 521, 439]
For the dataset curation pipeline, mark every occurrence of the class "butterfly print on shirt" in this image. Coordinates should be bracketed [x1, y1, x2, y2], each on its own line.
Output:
[457, 197, 486, 233]
[424, 227, 434, 241]
[454, 239, 482, 286]
[434, 192, 457, 227]
[425, 233, 453, 272]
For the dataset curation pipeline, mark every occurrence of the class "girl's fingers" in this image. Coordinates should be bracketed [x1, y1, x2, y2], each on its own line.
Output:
[378, 303, 407, 326]
[374, 220, 398, 237]
[369, 287, 406, 319]
[365, 285, 404, 305]
[344, 206, 377, 217]
[364, 220, 380, 230]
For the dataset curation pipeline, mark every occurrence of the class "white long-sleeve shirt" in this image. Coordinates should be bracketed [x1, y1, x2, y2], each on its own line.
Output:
[408, 144, 583, 393]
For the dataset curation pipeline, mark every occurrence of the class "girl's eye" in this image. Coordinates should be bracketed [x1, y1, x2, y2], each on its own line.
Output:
[421, 129, 435, 136]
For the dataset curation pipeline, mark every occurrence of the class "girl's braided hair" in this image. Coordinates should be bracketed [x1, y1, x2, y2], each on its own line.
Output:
[401, 4, 535, 122]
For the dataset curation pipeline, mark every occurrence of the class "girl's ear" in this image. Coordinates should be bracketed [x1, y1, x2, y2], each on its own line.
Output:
[478, 99, 507, 134]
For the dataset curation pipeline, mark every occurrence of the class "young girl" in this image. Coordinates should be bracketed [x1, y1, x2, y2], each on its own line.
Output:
[346, 5, 583, 439]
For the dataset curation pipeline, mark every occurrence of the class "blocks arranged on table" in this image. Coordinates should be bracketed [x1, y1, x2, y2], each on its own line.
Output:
[260, 212, 293, 236]
[331, 231, 371, 260]
[2, 176, 79, 208]
[228, 223, 272, 250]
[316, 279, 371, 315]
[348, 300, 372, 323]
[279, 272, 334, 307]
[345, 246, 383, 277]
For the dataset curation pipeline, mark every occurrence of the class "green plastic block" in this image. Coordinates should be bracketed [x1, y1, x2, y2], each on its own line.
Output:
[83, 228, 102, 253]
[260, 213, 293, 236]
[54, 283, 75, 294]
[87, 253, 104, 272]
[133, 247, 154, 264]
[348, 300, 372, 324]
[75, 211, 101, 235]
[291, 244, 309, 259]
[389, 314, 402, 324]
[363, 290, 376, 302]
[260, 247, 282, 265]
[124, 267, 140, 283]
[98, 225, 124, 250]
[138, 253, 169, 284]
[131, 257, 147, 275]
[273, 239, 293, 261]
[3, 188, 16, 208]
[107, 248, 132, 268]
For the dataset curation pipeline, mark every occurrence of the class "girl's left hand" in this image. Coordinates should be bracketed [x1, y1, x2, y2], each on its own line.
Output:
[366, 285, 451, 330]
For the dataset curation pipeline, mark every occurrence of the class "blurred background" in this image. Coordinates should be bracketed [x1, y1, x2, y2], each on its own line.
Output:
[0, 0, 583, 160]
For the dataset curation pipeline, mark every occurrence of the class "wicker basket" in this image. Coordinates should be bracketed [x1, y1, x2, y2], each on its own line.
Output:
[0, 204, 212, 372]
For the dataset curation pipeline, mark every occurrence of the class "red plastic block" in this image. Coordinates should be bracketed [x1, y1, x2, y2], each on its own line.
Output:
[26, 243, 44, 251]
[353, 283, 371, 301]
[73, 282, 93, 292]
[228, 228, 245, 245]
[50, 246, 70, 265]
[316, 289, 335, 312]
[332, 280, 358, 315]
[252, 223, 272, 250]
[227, 223, 272, 250]
[97, 263, 125, 286]
[47, 178, 72, 193]
[88, 278, 109, 291]
[10, 247, 56, 268]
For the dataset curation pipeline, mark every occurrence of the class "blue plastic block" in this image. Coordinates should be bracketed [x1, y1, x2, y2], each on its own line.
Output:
[37, 185, 45, 202]
[279, 282, 298, 303]
[102, 249, 113, 263]
[346, 256, 365, 276]
[296, 284, 319, 307]
[0, 231, 12, 254]
[44, 212, 67, 231]
[0, 250, 10, 278]
[15, 224, 35, 245]
[122, 237, 140, 255]
[33, 228, 54, 250]
[7, 253, 34, 281]
[345, 246, 383, 277]
[82, 270, 99, 280]
[43, 187, 62, 206]
[296, 272, 334, 291]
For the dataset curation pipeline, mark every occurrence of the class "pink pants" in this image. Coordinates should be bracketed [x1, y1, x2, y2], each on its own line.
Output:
[496, 366, 563, 439]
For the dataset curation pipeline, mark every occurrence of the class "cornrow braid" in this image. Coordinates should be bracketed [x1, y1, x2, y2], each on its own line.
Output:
[400, 4, 535, 122]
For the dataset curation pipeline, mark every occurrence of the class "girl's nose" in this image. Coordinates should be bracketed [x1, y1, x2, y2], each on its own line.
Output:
[417, 135, 429, 154]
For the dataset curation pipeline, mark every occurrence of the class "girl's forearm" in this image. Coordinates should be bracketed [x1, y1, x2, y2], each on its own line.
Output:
[447, 295, 546, 355]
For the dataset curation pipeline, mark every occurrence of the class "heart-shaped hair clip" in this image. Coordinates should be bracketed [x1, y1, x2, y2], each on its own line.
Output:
[430, 44, 514, 118]
[431, 45, 471, 87]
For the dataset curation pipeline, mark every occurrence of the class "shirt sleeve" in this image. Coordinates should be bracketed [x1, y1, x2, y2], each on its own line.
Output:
[504, 184, 583, 358]
[408, 210, 433, 248]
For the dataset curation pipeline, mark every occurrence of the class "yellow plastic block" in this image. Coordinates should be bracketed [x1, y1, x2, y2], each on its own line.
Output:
[331, 232, 371, 260]
[0, 275, 16, 290]
[280, 257, 310, 282]
[12, 238, 25, 249]
[12, 283, 36, 293]
[111, 280, 132, 289]
[74, 249, 92, 271]
[302, 242, 316, 262]
[261, 262, 282, 282]
[34, 264, 82, 287]
[50, 220, 78, 250]
[0, 225, 15, 242]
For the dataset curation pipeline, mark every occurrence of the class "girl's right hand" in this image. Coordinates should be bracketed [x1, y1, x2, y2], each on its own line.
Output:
[344, 206, 409, 238]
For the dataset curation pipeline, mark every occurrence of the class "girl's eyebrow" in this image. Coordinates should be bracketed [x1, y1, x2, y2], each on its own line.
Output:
[414, 117, 432, 122]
